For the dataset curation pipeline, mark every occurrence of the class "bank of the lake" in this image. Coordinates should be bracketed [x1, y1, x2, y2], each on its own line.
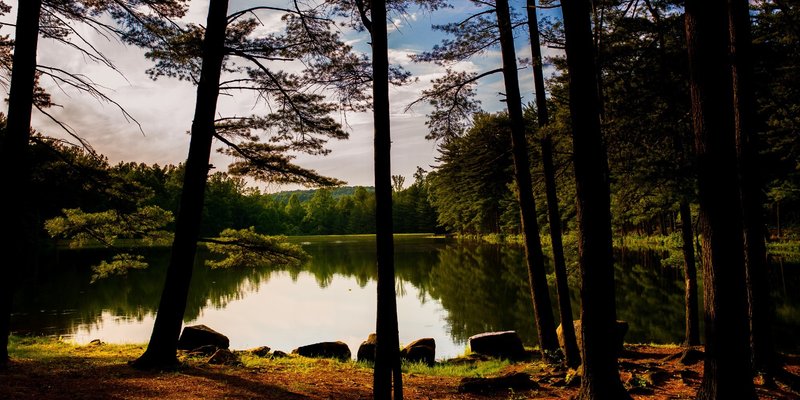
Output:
[11, 234, 800, 358]
[3, 337, 799, 399]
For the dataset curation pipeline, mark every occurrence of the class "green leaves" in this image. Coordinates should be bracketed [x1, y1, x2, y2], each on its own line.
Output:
[203, 227, 309, 269]
[90, 254, 148, 283]
[45, 206, 173, 282]
[44, 206, 174, 248]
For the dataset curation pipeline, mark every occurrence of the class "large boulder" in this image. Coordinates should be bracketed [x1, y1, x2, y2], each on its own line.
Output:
[400, 338, 435, 365]
[557, 320, 629, 356]
[292, 341, 351, 361]
[357, 333, 377, 362]
[177, 325, 229, 351]
[468, 331, 525, 360]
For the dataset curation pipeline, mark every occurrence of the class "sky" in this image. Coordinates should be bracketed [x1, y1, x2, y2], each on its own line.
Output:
[2, 0, 563, 193]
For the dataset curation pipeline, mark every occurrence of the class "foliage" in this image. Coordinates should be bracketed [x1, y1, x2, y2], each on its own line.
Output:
[44, 206, 174, 248]
[427, 113, 517, 234]
[89, 253, 148, 282]
[204, 227, 308, 269]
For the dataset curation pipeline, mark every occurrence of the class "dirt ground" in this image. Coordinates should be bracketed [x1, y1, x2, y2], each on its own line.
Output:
[1, 344, 799, 399]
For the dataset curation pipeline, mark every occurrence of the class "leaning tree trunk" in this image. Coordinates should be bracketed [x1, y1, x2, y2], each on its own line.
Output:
[371, 0, 403, 397]
[728, 0, 777, 378]
[685, 0, 757, 398]
[495, 0, 559, 358]
[0, 0, 43, 366]
[560, 0, 629, 398]
[131, 0, 229, 369]
[526, 0, 580, 368]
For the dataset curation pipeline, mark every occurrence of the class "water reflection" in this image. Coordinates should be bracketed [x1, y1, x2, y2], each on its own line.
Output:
[11, 236, 799, 357]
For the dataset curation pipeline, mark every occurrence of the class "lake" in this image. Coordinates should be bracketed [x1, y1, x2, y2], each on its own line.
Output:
[11, 235, 800, 359]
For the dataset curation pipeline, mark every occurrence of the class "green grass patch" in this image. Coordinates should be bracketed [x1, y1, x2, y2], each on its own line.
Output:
[401, 359, 511, 377]
[8, 336, 146, 366]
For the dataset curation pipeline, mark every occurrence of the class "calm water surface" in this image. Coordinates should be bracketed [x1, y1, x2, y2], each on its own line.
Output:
[11, 236, 800, 359]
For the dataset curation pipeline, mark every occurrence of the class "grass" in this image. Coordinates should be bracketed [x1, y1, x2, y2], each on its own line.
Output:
[6, 336, 800, 400]
[8, 336, 146, 367]
[402, 359, 512, 377]
[8, 336, 510, 379]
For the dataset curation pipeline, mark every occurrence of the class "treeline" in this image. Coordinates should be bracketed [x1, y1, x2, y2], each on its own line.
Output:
[24, 136, 438, 240]
[423, 1, 800, 240]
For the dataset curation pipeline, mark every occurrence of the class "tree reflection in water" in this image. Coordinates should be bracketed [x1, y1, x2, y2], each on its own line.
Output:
[11, 236, 799, 353]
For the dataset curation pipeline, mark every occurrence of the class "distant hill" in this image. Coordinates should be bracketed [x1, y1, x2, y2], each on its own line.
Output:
[270, 186, 375, 203]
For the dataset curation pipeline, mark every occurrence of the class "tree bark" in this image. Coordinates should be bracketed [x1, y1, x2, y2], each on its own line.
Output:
[371, 0, 403, 397]
[0, 0, 43, 366]
[131, 0, 229, 369]
[526, 0, 580, 367]
[685, 0, 757, 398]
[495, 0, 559, 358]
[679, 201, 700, 346]
[728, 0, 776, 377]
[560, 0, 629, 398]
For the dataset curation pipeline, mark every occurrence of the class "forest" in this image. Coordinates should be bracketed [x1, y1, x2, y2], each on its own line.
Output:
[1, 0, 799, 399]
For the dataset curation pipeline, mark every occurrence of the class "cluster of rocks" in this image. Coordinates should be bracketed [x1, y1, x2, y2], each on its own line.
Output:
[176, 320, 630, 369]
[169, 321, 635, 396]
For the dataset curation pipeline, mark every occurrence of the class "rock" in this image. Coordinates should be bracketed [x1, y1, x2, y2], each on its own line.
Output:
[177, 325, 230, 351]
[677, 348, 704, 365]
[189, 345, 219, 357]
[271, 350, 289, 358]
[292, 341, 351, 361]
[458, 372, 538, 393]
[468, 331, 526, 360]
[208, 349, 239, 365]
[357, 333, 377, 362]
[446, 353, 492, 365]
[557, 320, 628, 357]
[248, 346, 272, 358]
[400, 338, 435, 365]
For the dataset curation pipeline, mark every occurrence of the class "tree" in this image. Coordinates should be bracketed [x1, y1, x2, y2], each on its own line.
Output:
[684, 0, 756, 398]
[0, 0, 41, 364]
[560, 0, 629, 397]
[428, 113, 514, 234]
[526, 0, 580, 367]
[586, 0, 700, 348]
[129, 0, 362, 368]
[0, 0, 187, 367]
[412, 0, 560, 359]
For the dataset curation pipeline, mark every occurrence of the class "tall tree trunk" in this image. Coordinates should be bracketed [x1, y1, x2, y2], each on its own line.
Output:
[131, 0, 229, 369]
[495, 0, 559, 358]
[371, 0, 403, 397]
[685, 0, 757, 398]
[0, 0, 43, 366]
[560, 0, 629, 398]
[526, 0, 580, 367]
[679, 201, 700, 346]
[645, 0, 700, 347]
[728, 0, 777, 378]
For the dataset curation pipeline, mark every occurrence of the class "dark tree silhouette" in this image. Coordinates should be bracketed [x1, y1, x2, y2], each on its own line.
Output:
[526, 0, 579, 367]
[0, 0, 41, 366]
[560, 0, 629, 397]
[131, 0, 230, 368]
[0, 0, 186, 367]
[684, 0, 756, 398]
[495, 0, 559, 359]
[129, 0, 358, 368]
[369, 0, 403, 394]
[411, 0, 560, 359]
